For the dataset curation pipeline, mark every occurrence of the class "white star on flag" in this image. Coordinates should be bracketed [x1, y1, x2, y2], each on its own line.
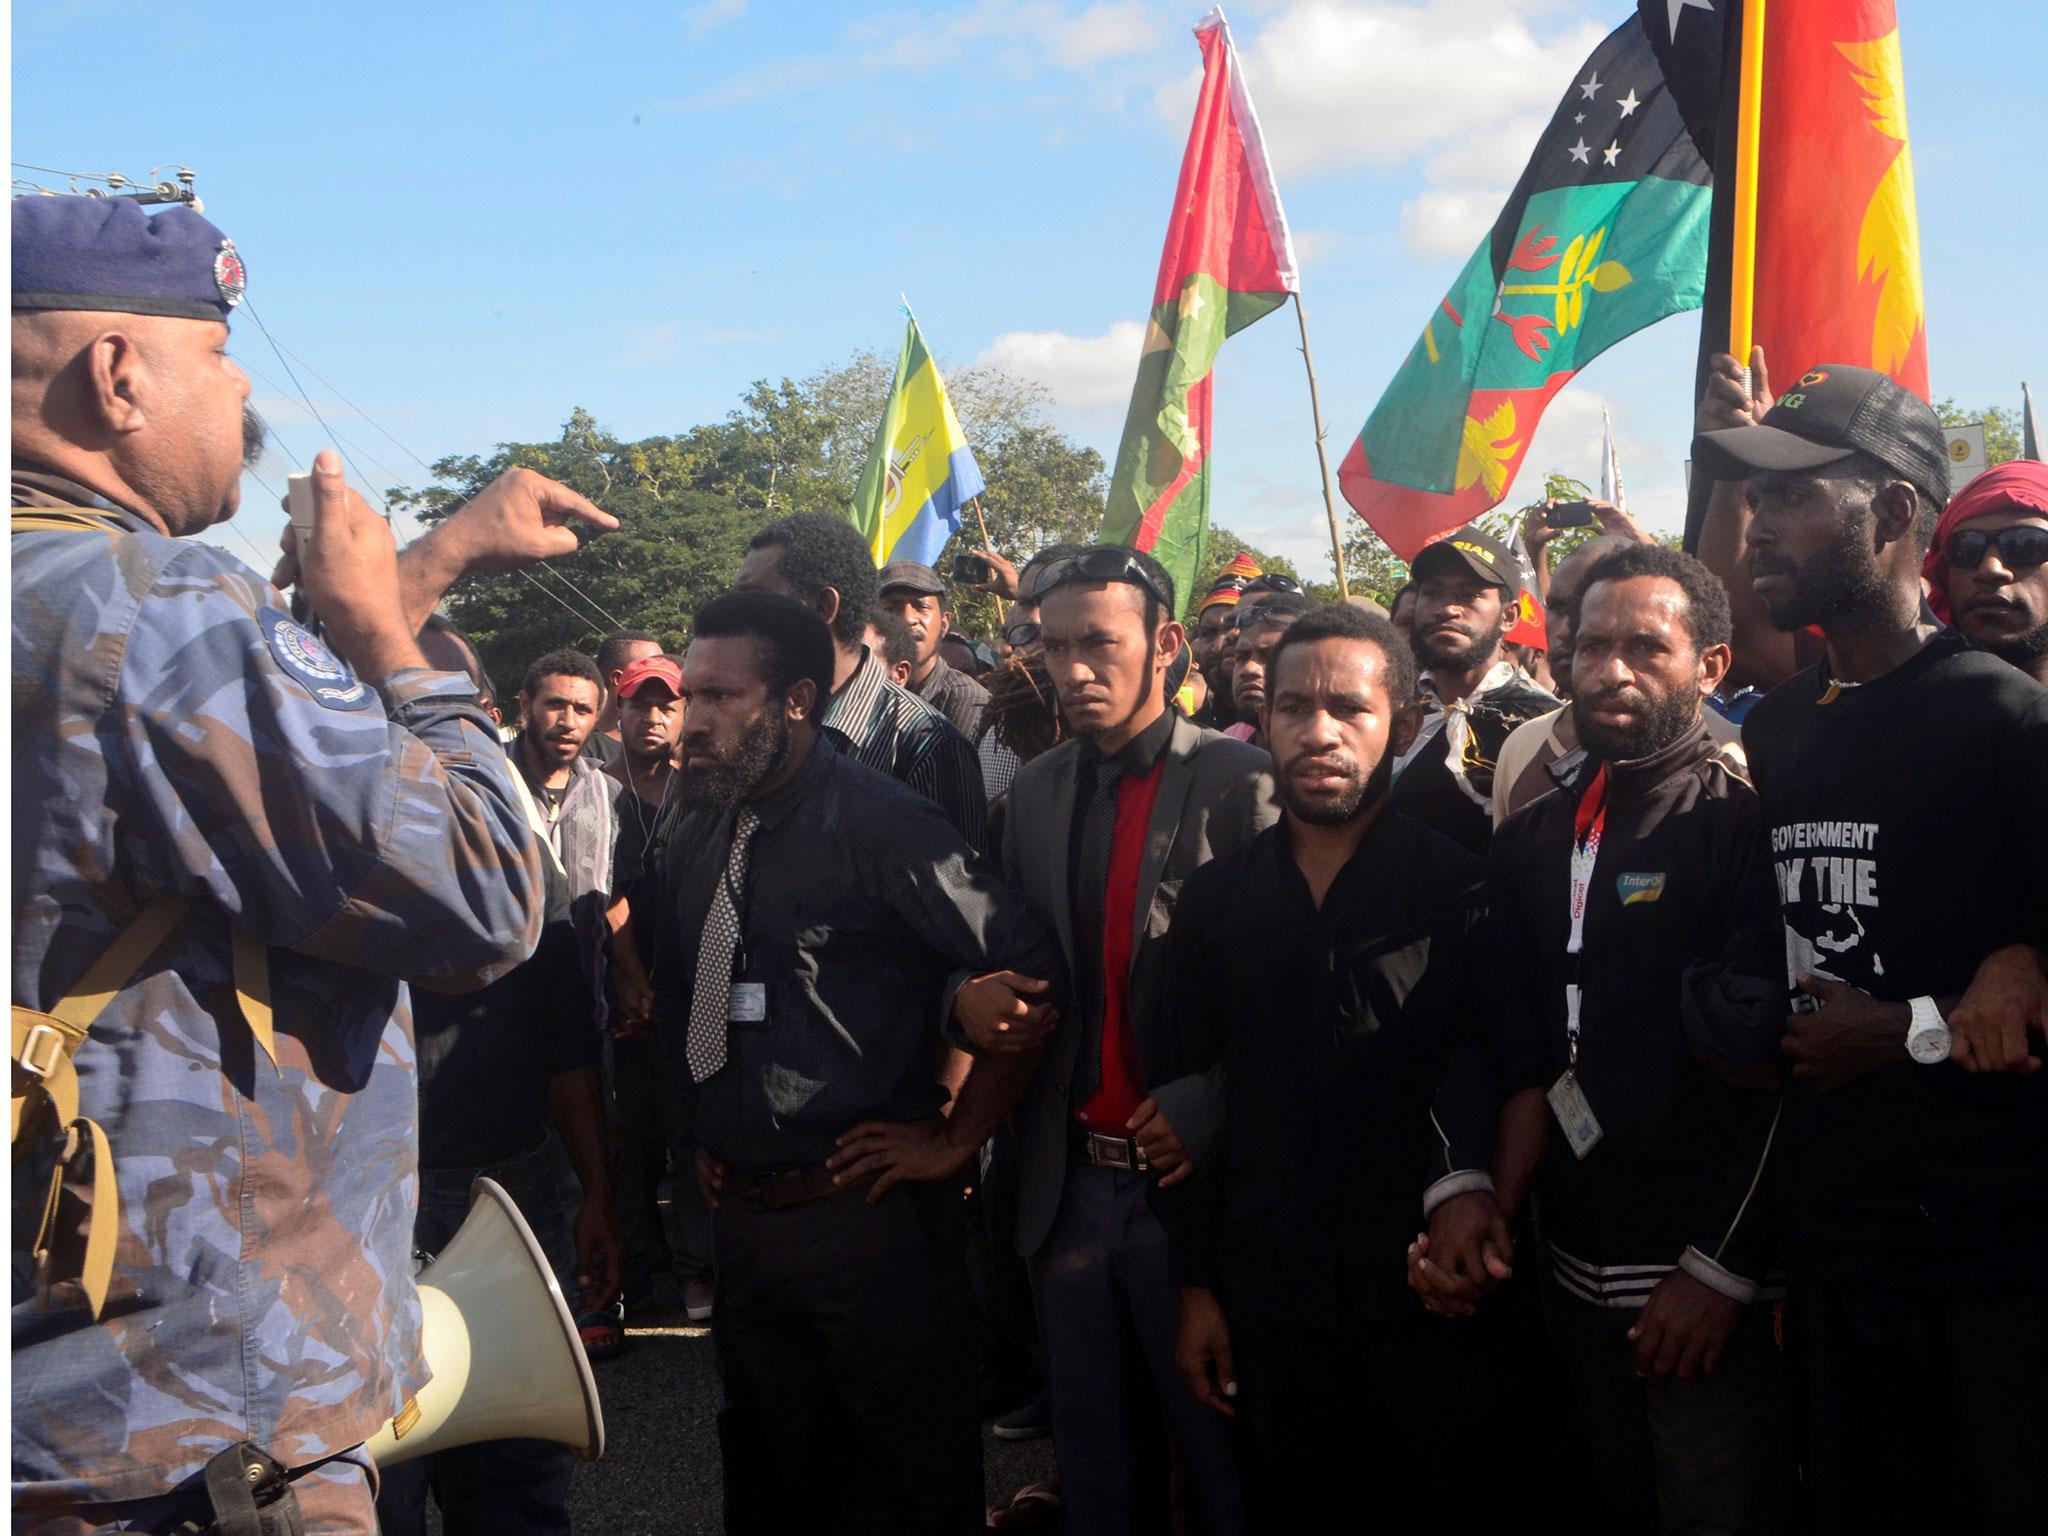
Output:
[1574, 112, 1586, 124]
[1666, 0, 1713, 45]
[1617, 88, 1641, 118]
[1579, 71, 1602, 100]
[1602, 140, 1622, 167]
[1568, 138, 1592, 164]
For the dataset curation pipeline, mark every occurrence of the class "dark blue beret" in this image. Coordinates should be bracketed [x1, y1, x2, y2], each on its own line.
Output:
[12, 195, 245, 323]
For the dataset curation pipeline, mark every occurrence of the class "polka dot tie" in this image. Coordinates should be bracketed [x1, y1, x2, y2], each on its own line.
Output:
[685, 807, 761, 1085]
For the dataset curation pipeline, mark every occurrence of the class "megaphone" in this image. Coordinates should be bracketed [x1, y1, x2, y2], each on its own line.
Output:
[366, 1176, 606, 1467]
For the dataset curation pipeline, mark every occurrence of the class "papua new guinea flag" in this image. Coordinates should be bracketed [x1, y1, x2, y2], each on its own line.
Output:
[1749, 0, 1929, 396]
[1340, 1, 1725, 560]
[1099, 6, 1297, 611]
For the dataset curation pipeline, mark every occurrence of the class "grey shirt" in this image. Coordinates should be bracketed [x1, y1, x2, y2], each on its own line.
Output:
[653, 732, 1064, 1172]
[913, 657, 991, 739]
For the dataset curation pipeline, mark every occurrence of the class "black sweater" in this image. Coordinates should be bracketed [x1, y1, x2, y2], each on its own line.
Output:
[1466, 721, 1784, 1304]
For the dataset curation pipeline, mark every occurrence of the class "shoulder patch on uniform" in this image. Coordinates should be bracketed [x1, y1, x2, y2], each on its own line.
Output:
[258, 606, 374, 710]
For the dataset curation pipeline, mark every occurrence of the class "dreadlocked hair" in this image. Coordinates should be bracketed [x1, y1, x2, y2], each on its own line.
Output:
[981, 651, 1065, 764]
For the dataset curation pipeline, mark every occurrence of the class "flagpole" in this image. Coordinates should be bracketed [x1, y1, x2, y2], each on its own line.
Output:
[1729, 0, 1767, 396]
[1292, 292, 1351, 599]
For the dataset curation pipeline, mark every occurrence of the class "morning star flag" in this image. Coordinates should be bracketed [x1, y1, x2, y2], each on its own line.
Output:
[1339, 1, 1726, 559]
[1744, 0, 1929, 397]
[850, 312, 985, 568]
[1099, 6, 1298, 608]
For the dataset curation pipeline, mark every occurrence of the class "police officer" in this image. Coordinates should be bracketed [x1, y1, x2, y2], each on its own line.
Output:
[11, 195, 616, 1533]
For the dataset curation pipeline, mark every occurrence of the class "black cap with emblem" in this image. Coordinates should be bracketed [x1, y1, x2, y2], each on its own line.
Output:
[1691, 364, 1950, 510]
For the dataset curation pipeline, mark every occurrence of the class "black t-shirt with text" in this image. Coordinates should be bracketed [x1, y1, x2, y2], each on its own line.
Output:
[1742, 629, 2048, 1288]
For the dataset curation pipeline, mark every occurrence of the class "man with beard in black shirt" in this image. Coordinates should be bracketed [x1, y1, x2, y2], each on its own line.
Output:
[1389, 525, 1558, 854]
[1157, 603, 1527, 1530]
[1694, 362, 2048, 1535]
[1418, 545, 1798, 1534]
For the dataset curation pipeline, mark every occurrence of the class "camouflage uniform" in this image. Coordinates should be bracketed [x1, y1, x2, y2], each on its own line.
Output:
[10, 473, 546, 1522]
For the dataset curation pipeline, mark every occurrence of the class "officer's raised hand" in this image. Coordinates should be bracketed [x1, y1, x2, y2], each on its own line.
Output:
[417, 465, 617, 576]
[290, 450, 423, 682]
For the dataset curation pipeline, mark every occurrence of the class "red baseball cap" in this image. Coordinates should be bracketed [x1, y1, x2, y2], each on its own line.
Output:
[616, 655, 682, 699]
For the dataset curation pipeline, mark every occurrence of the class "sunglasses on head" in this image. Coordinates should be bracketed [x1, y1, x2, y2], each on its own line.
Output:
[1947, 524, 2048, 572]
[1245, 573, 1304, 595]
[1038, 548, 1176, 616]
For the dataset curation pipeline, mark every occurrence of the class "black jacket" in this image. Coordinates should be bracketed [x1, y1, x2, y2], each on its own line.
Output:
[1457, 719, 1784, 1304]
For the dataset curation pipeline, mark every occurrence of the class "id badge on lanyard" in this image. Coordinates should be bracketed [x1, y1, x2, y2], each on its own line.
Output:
[1551, 766, 1608, 1160]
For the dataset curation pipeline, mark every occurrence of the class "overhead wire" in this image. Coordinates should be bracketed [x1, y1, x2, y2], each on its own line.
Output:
[233, 315, 631, 633]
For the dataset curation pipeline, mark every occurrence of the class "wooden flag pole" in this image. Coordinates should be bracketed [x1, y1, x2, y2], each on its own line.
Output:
[1729, 0, 1767, 397]
[969, 495, 993, 552]
[1292, 291, 1352, 598]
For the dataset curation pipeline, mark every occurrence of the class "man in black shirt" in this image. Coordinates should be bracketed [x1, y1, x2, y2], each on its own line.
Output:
[736, 512, 986, 850]
[1695, 363, 2048, 1535]
[1389, 524, 1558, 854]
[652, 591, 1061, 1535]
[1157, 602, 1522, 1530]
[1420, 546, 1799, 1533]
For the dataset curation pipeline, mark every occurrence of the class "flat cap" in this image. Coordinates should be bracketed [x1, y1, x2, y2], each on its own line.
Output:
[877, 559, 947, 597]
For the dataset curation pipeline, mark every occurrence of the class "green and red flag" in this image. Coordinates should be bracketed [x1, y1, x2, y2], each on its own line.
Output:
[1099, 5, 1298, 610]
[1340, 1, 1727, 559]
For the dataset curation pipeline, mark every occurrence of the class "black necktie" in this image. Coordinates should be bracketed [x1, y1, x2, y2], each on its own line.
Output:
[1072, 756, 1124, 1104]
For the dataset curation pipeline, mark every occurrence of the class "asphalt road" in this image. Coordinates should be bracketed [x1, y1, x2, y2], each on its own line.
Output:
[557, 1274, 1056, 1534]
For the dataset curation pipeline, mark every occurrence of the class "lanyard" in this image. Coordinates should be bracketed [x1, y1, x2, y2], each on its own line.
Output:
[1563, 763, 1610, 1073]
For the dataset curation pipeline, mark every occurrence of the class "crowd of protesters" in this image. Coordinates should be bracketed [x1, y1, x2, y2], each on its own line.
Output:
[366, 349, 2045, 1536]
[12, 186, 2046, 1536]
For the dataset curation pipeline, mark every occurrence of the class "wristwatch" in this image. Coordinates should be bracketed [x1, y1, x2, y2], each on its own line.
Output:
[1905, 995, 1951, 1065]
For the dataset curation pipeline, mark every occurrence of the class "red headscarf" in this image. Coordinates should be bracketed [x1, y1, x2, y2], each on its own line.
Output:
[1922, 459, 2048, 623]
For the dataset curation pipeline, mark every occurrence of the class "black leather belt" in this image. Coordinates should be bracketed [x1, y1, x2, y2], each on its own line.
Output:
[1069, 1123, 1150, 1172]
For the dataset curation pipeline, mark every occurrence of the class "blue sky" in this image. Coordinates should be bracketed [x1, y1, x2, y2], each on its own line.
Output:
[13, 0, 2043, 581]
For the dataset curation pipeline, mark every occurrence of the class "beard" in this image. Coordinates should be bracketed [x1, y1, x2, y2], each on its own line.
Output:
[1979, 618, 2048, 665]
[1277, 746, 1394, 827]
[1572, 683, 1701, 763]
[1411, 613, 1507, 675]
[1749, 512, 1892, 630]
[242, 403, 267, 469]
[678, 711, 789, 812]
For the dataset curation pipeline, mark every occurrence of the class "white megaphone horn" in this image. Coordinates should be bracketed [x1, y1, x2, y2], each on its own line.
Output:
[366, 1176, 606, 1467]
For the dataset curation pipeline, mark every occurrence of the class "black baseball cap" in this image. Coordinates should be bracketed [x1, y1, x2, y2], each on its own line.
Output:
[1410, 524, 1520, 594]
[877, 559, 947, 597]
[1691, 364, 1950, 508]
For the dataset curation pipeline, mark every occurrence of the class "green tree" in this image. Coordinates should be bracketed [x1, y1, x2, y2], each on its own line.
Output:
[1933, 400, 2022, 468]
[388, 354, 1116, 681]
[1182, 525, 1309, 620]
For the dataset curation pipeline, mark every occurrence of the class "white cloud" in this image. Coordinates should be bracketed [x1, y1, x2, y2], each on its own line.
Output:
[1424, 112, 1550, 187]
[1164, 1, 1605, 180]
[976, 319, 1146, 411]
[1397, 187, 1502, 258]
[681, 0, 747, 37]
[1047, 2, 1161, 66]
[1290, 227, 1350, 269]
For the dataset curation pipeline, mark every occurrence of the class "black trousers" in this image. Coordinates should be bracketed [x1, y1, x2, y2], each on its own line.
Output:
[1228, 1299, 1526, 1533]
[1790, 1272, 2048, 1535]
[712, 1180, 981, 1536]
[1545, 1274, 1800, 1535]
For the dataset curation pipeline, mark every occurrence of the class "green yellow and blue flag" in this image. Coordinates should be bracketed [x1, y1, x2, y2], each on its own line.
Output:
[850, 311, 985, 568]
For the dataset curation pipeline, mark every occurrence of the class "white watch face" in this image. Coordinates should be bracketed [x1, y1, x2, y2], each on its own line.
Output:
[1908, 1023, 1951, 1065]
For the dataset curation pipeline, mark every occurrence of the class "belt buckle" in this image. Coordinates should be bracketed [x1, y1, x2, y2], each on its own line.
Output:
[1087, 1131, 1134, 1171]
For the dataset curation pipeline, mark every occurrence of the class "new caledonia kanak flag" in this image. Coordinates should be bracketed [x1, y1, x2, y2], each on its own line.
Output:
[1340, 1, 1728, 559]
[1099, 7, 1298, 609]
[851, 310, 986, 568]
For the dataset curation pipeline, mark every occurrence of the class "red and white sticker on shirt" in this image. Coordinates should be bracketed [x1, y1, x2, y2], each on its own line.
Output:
[214, 239, 246, 309]
[261, 606, 371, 710]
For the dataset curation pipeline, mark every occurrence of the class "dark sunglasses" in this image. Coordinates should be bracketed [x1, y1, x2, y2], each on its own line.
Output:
[1946, 524, 2048, 572]
[1245, 573, 1304, 595]
[1037, 548, 1176, 616]
[1002, 619, 1042, 648]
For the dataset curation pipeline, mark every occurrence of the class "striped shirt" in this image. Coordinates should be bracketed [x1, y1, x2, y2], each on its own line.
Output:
[823, 647, 987, 853]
